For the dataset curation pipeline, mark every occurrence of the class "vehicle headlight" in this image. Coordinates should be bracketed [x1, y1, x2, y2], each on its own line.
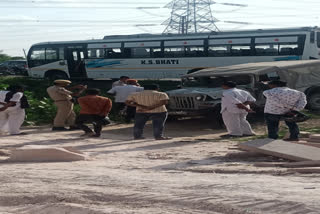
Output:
[195, 95, 205, 101]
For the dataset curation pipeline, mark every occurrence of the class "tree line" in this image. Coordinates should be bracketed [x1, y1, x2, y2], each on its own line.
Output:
[0, 50, 24, 63]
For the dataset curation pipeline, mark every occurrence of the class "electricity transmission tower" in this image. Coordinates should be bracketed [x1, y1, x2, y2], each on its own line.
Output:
[162, 0, 219, 34]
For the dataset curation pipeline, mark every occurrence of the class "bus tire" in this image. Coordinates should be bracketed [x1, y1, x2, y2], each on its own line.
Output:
[44, 71, 69, 80]
[307, 92, 320, 111]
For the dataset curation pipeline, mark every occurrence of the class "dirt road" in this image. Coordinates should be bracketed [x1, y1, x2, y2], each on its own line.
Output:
[0, 119, 319, 214]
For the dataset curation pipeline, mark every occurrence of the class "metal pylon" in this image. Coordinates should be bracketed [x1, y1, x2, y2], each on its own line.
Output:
[162, 0, 219, 34]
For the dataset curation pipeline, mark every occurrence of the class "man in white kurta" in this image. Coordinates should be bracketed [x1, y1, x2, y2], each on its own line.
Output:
[220, 81, 256, 137]
[0, 87, 25, 135]
[111, 76, 129, 88]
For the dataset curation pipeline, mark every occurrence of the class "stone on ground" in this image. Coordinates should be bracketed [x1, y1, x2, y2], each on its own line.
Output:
[8, 146, 86, 162]
[239, 138, 320, 161]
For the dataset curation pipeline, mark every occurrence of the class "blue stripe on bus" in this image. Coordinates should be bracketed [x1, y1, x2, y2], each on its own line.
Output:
[273, 56, 300, 61]
[86, 59, 123, 68]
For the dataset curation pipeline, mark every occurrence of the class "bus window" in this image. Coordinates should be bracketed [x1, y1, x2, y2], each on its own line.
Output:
[254, 35, 303, 56]
[279, 44, 298, 55]
[106, 48, 122, 58]
[72, 51, 78, 61]
[59, 48, 65, 60]
[131, 47, 151, 58]
[88, 49, 95, 58]
[30, 48, 45, 60]
[46, 48, 58, 60]
[29, 48, 46, 67]
[96, 49, 104, 58]
[164, 47, 184, 57]
[208, 45, 230, 57]
[87, 49, 94, 58]
[123, 48, 131, 58]
[185, 46, 204, 57]
[151, 48, 162, 58]
[255, 44, 278, 56]
[88, 48, 107, 58]
[231, 45, 251, 56]
[80, 51, 84, 60]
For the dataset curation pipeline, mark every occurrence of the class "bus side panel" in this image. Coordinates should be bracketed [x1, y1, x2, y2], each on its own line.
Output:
[28, 61, 69, 78]
[84, 55, 300, 79]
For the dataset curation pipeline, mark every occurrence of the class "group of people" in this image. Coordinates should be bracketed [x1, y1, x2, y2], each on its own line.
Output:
[220, 80, 307, 141]
[0, 76, 308, 142]
[46, 77, 171, 140]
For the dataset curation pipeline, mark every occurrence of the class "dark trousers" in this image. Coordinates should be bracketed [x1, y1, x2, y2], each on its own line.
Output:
[115, 102, 136, 123]
[115, 102, 126, 111]
[264, 113, 300, 139]
[76, 114, 104, 135]
[125, 106, 136, 123]
[134, 112, 168, 139]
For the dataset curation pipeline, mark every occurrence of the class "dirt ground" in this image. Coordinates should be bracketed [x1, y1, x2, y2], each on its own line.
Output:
[0, 118, 319, 214]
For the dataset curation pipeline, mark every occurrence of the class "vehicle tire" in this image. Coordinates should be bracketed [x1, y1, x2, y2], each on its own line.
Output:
[307, 92, 320, 111]
[166, 115, 179, 122]
[45, 71, 69, 81]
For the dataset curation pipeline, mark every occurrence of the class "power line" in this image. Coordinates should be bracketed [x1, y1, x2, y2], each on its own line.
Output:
[0, 6, 162, 9]
[266, 0, 320, 3]
[0, 0, 165, 4]
[0, 24, 160, 27]
[247, 4, 320, 11]
[0, 26, 157, 39]
[0, 19, 162, 23]
[0, 13, 161, 28]
[220, 14, 320, 19]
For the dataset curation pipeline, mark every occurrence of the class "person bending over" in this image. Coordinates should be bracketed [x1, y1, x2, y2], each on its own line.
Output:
[76, 88, 112, 137]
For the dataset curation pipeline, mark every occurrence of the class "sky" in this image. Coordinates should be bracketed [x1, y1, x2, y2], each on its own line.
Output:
[1, 0, 320, 57]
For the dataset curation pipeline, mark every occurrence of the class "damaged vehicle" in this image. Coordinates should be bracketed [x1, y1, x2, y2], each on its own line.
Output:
[166, 60, 320, 122]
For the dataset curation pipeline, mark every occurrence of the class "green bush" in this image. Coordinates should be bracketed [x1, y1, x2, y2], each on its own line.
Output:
[24, 95, 56, 125]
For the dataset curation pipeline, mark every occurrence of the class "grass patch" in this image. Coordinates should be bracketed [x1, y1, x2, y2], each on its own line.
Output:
[300, 126, 320, 133]
[301, 110, 320, 119]
[237, 124, 320, 143]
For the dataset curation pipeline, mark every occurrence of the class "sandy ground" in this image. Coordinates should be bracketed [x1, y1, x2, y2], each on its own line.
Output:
[0, 118, 319, 214]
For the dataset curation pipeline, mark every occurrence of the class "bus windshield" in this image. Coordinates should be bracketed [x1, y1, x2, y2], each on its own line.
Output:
[182, 75, 252, 88]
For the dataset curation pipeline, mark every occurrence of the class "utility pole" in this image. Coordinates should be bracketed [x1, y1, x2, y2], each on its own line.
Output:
[162, 0, 219, 34]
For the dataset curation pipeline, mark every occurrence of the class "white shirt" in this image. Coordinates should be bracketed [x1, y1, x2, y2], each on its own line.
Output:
[0, 90, 23, 109]
[0, 91, 8, 107]
[108, 85, 144, 103]
[221, 88, 256, 113]
[263, 87, 307, 115]
[112, 80, 126, 88]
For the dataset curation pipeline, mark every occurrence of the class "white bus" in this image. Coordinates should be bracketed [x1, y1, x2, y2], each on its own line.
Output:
[27, 26, 320, 80]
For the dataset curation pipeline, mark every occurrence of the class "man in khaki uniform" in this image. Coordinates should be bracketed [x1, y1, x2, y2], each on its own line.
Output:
[47, 80, 86, 131]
